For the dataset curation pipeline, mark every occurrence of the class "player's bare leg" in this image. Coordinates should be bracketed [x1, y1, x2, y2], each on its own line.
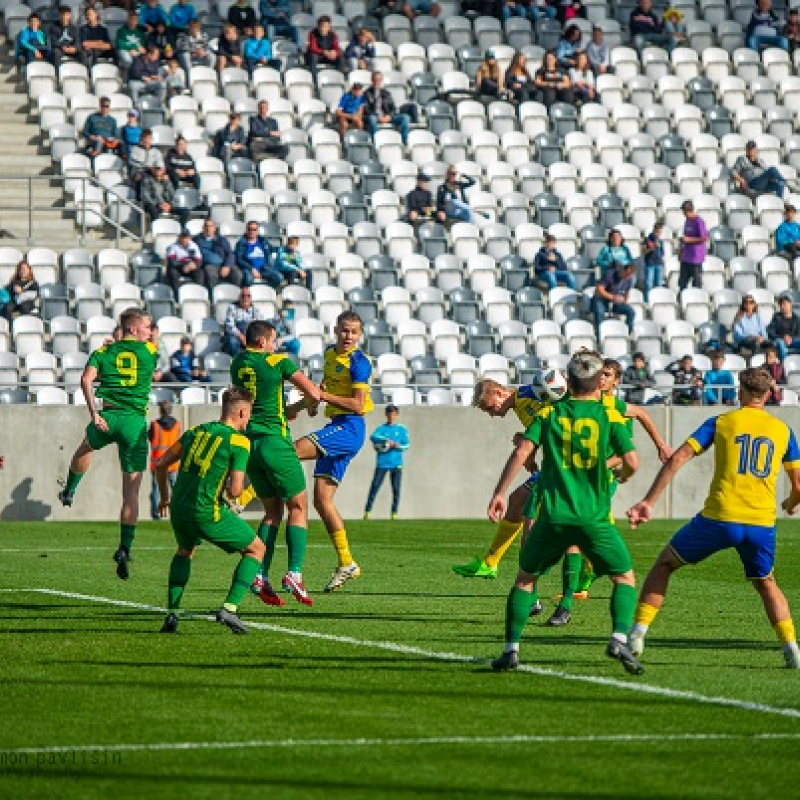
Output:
[751, 575, 800, 668]
[294, 436, 319, 461]
[606, 569, 644, 674]
[58, 439, 94, 507]
[253, 497, 287, 606]
[314, 477, 361, 592]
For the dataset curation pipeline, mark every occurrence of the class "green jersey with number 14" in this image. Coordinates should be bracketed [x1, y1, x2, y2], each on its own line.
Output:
[86, 339, 158, 414]
[523, 397, 634, 526]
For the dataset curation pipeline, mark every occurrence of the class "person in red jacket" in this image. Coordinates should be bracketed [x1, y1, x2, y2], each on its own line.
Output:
[305, 15, 345, 77]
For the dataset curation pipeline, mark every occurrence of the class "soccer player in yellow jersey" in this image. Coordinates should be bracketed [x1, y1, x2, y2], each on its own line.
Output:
[627, 367, 800, 669]
[295, 311, 373, 592]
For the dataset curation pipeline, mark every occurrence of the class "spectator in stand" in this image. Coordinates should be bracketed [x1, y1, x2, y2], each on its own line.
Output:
[83, 97, 119, 158]
[732, 141, 787, 199]
[128, 45, 166, 104]
[335, 83, 365, 139]
[223, 286, 265, 355]
[785, 9, 800, 52]
[194, 219, 242, 288]
[79, 8, 114, 67]
[596, 228, 634, 275]
[49, 6, 80, 67]
[556, 0, 587, 23]
[171, 336, 210, 383]
[120, 110, 142, 163]
[346, 27, 376, 72]
[768, 294, 800, 360]
[129, 128, 164, 196]
[166, 229, 205, 290]
[247, 101, 288, 163]
[274, 236, 309, 287]
[81, 0, 105, 25]
[678, 200, 709, 290]
[17, 14, 49, 65]
[406, 173, 442, 224]
[534, 50, 574, 107]
[146, 20, 176, 59]
[260, 0, 295, 43]
[235, 222, 280, 287]
[274, 301, 300, 357]
[306, 16, 345, 77]
[630, 0, 671, 52]
[363, 72, 410, 144]
[733, 294, 769, 353]
[244, 24, 280, 72]
[623, 352, 654, 405]
[437, 165, 478, 224]
[139, 0, 169, 35]
[177, 18, 211, 74]
[703, 349, 736, 405]
[141, 165, 179, 222]
[216, 23, 243, 71]
[642, 220, 665, 302]
[403, 0, 440, 20]
[668, 354, 703, 406]
[764, 345, 786, 405]
[5, 260, 40, 319]
[776, 204, 800, 258]
[151, 323, 177, 383]
[534, 233, 576, 290]
[228, 0, 257, 35]
[662, 8, 688, 49]
[502, 1, 556, 21]
[115, 10, 146, 69]
[505, 52, 535, 104]
[586, 26, 612, 74]
[161, 57, 187, 99]
[591, 261, 636, 338]
[555, 24, 582, 70]
[476, 51, 504, 99]
[214, 113, 248, 162]
[570, 51, 595, 105]
[165, 135, 198, 188]
[169, 0, 196, 33]
[747, 0, 788, 52]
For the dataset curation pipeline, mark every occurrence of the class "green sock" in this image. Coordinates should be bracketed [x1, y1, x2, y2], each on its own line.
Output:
[224, 555, 262, 610]
[257, 523, 280, 578]
[120, 523, 136, 551]
[286, 525, 308, 574]
[167, 554, 191, 610]
[505, 586, 535, 644]
[610, 582, 638, 635]
[64, 469, 83, 495]
[560, 552, 582, 612]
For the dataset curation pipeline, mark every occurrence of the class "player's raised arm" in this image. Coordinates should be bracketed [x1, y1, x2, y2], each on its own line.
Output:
[625, 403, 673, 462]
[627, 442, 695, 528]
[155, 441, 183, 516]
[80, 364, 107, 432]
[488, 437, 536, 523]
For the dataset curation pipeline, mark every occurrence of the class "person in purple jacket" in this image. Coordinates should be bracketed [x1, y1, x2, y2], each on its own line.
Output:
[678, 200, 709, 291]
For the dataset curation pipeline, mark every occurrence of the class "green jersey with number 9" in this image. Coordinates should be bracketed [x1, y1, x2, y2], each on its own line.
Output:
[523, 397, 635, 526]
[86, 339, 158, 414]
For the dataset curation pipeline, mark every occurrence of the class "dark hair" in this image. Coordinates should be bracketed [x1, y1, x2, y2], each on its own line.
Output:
[603, 358, 622, 379]
[709, 349, 725, 360]
[681, 200, 694, 212]
[245, 320, 276, 347]
[318, 14, 331, 24]
[337, 310, 363, 329]
[222, 386, 254, 415]
[633, 351, 645, 361]
[608, 228, 623, 243]
[141, 128, 154, 138]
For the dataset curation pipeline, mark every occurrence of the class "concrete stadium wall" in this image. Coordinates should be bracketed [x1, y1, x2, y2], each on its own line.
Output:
[1, 405, 798, 523]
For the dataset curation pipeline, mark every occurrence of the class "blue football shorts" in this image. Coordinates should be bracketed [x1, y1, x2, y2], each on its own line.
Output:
[308, 414, 366, 485]
[669, 514, 777, 580]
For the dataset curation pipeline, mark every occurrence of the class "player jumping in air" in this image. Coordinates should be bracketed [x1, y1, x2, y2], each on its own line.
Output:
[295, 310, 373, 593]
[489, 351, 644, 675]
[156, 387, 266, 635]
[230, 320, 321, 607]
[58, 308, 158, 580]
[627, 367, 800, 669]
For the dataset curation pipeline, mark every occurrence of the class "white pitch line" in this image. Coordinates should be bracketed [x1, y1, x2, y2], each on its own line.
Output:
[5, 732, 800, 757]
[5, 587, 800, 722]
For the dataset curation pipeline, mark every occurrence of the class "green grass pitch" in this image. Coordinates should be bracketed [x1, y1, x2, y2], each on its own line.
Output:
[1, 519, 799, 799]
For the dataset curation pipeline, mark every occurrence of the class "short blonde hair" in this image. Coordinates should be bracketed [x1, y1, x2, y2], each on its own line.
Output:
[472, 378, 503, 407]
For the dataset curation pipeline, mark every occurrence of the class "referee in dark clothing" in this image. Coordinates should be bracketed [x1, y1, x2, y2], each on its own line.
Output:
[405, 173, 444, 224]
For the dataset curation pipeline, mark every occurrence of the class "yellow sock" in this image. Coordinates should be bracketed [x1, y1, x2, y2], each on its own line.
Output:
[238, 485, 257, 509]
[634, 601, 660, 627]
[774, 619, 797, 645]
[330, 529, 353, 568]
[484, 519, 523, 569]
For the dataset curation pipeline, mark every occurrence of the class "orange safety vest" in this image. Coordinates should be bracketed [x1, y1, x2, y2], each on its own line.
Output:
[150, 418, 182, 472]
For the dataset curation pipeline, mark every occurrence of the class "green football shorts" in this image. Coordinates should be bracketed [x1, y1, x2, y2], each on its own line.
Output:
[170, 509, 256, 554]
[519, 519, 633, 579]
[247, 433, 306, 500]
[85, 409, 148, 473]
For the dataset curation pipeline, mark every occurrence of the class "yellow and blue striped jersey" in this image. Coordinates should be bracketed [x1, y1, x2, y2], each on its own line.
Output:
[514, 384, 548, 428]
[687, 407, 800, 527]
[323, 345, 373, 419]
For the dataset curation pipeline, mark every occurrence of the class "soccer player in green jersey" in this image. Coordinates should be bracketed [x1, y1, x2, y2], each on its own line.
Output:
[230, 320, 321, 607]
[58, 308, 158, 580]
[156, 386, 266, 634]
[489, 350, 644, 675]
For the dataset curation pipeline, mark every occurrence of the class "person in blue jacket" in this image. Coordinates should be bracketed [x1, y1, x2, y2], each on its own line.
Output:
[363, 405, 410, 520]
[243, 24, 280, 72]
[17, 14, 49, 64]
[168, 0, 196, 31]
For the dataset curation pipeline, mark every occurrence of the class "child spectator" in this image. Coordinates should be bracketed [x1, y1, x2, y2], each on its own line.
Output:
[244, 24, 279, 72]
[703, 350, 736, 405]
[596, 228, 634, 274]
[345, 27, 375, 72]
[17, 14, 49, 65]
[274, 301, 300, 357]
[642, 220, 665, 301]
[162, 58, 187, 98]
[119, 109, 142, 162]
[668, 354, 703, 406]
[586, 26, 612, 74]
[274, 236, 309, 287]
[733, 294, 768, 352]
[335, 83, 365, 138]
[170, 337, 210, 383]
[623, 352, 654, 405]
[534, 233, 576, 290]
[662, 7, 688, 48]
[776, 204, 800, 258]
[768, 294, 800, 361]
[764, 345, 786, 405]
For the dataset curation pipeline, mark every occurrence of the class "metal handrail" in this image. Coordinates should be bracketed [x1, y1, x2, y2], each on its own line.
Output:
[0, 175, 146, 247]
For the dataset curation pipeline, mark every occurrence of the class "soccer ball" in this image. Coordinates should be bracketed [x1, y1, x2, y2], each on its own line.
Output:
[530, 368, 568, 402]
[374, 439, 392, 453]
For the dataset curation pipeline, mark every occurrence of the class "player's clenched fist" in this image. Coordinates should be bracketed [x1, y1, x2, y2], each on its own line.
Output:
[488, 493, 506, 523]
[627, 501, 652, 529]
